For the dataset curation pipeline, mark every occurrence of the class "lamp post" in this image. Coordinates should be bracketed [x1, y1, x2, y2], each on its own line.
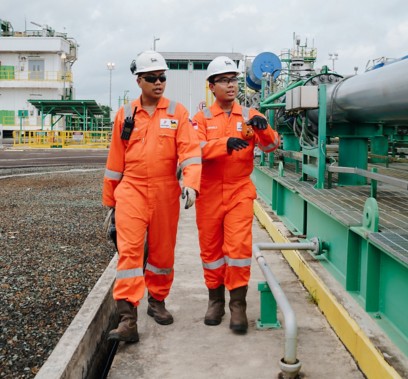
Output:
[153, 36, 160, 51]
[60, 52, 67, 100]
[328, 53, 338, 71]
[107, 62, 115, 110]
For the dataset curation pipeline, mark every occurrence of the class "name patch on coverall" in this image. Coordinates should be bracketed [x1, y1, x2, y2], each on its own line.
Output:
[236, 122, 243, 131]
[160, 119, 178, 129]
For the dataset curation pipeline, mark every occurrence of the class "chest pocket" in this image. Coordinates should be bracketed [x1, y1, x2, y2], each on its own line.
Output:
[158, 105, 178, 160]
[158, 134, 176, 160]
[206, 124, 222, 140]
[203, 108, 223, 140]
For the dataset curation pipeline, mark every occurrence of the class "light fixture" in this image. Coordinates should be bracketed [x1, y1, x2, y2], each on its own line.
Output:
[328, 52, 339, 71]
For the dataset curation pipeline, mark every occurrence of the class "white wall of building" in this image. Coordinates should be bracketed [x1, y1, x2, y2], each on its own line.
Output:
[0, 32, 76, 133]
[166, 68, 210, 116]
[0, 37, 70, 54]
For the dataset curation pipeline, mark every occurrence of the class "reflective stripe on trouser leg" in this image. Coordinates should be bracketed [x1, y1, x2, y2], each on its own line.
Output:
[223, 197, 254, 291]
[201, 257, 226, 289]
[144, 179, 180, 301]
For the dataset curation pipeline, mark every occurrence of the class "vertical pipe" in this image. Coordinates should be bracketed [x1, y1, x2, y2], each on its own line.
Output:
[252, 241, 318, 376]
[254, 247, 298, 363]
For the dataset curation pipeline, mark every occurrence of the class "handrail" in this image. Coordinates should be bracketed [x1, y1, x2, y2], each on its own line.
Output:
[253, 239, 320, 378]
[12, 130, 111, 148]
[327, 165, 408, 190]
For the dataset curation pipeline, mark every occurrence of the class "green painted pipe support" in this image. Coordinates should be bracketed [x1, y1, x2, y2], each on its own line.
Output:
[257, 281, 281, 329]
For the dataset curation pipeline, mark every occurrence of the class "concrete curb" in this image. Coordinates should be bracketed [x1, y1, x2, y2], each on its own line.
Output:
[35, 255, 118, 379]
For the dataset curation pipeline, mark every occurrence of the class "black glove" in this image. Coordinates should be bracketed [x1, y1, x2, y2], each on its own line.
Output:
[227, 137, 249, 152]
[103, 208, 117, 249]
[247, 115, 268, 130]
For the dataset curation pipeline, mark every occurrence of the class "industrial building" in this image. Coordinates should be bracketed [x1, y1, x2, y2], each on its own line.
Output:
[0, 19, 105, 140]
[0, 20, 74, 136]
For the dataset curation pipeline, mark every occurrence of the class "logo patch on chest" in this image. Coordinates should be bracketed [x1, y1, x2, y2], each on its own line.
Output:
[160, 119, 178, 129]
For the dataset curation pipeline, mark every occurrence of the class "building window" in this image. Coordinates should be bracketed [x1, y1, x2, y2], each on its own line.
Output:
[193, 61, 210, 70]
[0, 65, 15, 79]
[167, 60, 188, 70]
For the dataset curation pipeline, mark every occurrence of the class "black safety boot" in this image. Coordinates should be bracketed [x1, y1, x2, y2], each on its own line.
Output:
[108, 300, 139, 342]
[204, 285, 225, 326]
[147, 293, 174, 325]
[229, 286, 248, 334]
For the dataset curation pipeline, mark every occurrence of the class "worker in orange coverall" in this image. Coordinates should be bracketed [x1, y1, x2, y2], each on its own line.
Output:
[192, 56, 280, 334]
[102, 50, 201, 343]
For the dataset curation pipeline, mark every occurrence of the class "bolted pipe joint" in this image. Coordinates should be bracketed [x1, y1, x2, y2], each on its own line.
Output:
[309, 237, 329, 255]
[279, 358, 302, 379]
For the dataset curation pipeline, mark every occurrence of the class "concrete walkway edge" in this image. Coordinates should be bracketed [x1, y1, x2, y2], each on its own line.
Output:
[35, 255, 118, 379]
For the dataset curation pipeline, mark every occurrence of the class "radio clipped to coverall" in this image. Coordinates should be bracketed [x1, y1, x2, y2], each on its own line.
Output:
[241, 123, 254, 140]
[240, 106, 254, 140]
[121, 105, 137, 140]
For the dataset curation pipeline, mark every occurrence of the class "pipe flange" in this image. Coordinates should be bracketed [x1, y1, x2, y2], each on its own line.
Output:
[309, 237, 320, 255]
[279, 358, 302, 379]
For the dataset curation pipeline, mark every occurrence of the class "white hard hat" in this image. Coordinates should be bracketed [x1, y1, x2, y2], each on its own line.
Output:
[206, 56, 240, 81]
[130, 50, 169, 75]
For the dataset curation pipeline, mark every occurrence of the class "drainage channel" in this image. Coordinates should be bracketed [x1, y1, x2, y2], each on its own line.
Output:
[100, 341, 119, 379]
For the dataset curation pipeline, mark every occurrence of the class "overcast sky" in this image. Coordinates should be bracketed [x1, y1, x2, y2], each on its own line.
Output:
[3, 0, 408, 110]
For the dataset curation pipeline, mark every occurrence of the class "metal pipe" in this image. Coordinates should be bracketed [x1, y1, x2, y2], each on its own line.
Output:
[310, 58, 408, 125]
[327, 165, 408, 190]
[260, 80, 304, 107]
[253, 240, 319, 377]
[254, 245, 298, 363]
[260, 102, 286, 110]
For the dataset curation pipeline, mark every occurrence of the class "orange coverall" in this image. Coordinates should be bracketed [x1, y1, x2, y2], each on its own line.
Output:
[193, 102, 279, 291]
[103, 96, 201, 306]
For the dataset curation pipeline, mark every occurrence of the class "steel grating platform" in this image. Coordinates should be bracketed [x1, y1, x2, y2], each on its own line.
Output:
[369, 232, 408, 266]
[257, 161, 408, 264]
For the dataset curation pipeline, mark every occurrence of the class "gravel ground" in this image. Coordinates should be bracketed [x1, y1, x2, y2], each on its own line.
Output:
[0, 166, 114, 378]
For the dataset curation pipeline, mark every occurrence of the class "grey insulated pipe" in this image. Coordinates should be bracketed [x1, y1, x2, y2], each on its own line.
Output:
[253, 239, 319, 378]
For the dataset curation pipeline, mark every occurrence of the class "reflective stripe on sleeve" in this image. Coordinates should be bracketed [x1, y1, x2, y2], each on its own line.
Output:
[124, 103, 133, 118]
[225, 256, 252, 268]
[167, 101, 177, 116]
[203, 108, 212, 119]
[145, 263, 173, 275]
[104, 168, 123, 181]
[116, 267, 144, 279]
[202, 257, 226, 270]
[242, 106, 250, 122]
[258, 140, 279, 152]
[179, 156, 202, 170]
[200, 141, 208, 148]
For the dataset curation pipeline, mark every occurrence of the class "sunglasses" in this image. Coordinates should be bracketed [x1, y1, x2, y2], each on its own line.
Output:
[214, 77, 239, 85]
[141, 74, 167, 83]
